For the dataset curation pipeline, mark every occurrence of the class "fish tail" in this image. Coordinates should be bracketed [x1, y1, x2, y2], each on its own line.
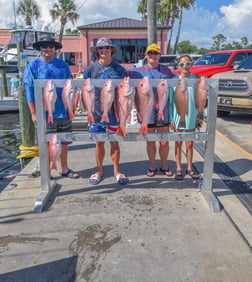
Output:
[178, 117, 186, 128]
[100, 112, 109, 123]
[48, 115, 53, 123]
[69, 111, 75, 120]
[87, 114, 95, 123]
[157, 111, 164, 121]
[138, 124, 148, 135]
[117, 125, 127, 137]
[50, 162, 57, 170]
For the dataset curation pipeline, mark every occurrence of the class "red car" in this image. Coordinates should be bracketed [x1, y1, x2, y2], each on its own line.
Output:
[173, 50, 252, 77]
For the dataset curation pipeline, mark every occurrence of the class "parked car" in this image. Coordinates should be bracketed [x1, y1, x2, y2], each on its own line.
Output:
[134, 55, 177, 70]
[189, 49, 252, 77]
[212, 55, 252, 117]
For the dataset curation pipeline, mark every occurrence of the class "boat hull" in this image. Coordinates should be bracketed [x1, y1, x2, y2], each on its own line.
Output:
[0, 98, 19, 113]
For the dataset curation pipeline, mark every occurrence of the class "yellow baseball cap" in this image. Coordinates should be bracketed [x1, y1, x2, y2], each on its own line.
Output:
[146, 43, 161, 54]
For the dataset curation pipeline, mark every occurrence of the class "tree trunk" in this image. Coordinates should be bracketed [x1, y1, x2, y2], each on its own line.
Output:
[166, 7, 176, 54]
[147, 0, 157, 44]
[173, 6, 183, 54]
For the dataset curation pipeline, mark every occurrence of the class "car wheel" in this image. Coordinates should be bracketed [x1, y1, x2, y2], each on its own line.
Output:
[217, 110, 230, 117]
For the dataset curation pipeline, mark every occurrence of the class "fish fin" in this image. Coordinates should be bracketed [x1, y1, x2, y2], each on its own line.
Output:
[87, 114, 95, 123]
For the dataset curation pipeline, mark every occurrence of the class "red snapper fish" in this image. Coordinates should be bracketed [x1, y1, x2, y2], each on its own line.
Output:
[135, 76, 154, 135]
[195, 76, 208, 119]
[62, 79, 75, 120]
[48, 134, 62, 170]
[100, 79, 115, 123]
[81, 78, 95, 123]
[157, 79, 169, 121]
[43, 80, 57, 123]
[114, 76, 135, 137]
[174, 78, 188, 128]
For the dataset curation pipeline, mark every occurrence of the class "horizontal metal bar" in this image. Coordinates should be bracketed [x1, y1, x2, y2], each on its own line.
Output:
[46, 132, 209, 143]
[34, 78, 216, 88]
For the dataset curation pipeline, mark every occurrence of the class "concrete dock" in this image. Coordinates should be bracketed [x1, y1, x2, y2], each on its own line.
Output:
[0, 124, 251, 281]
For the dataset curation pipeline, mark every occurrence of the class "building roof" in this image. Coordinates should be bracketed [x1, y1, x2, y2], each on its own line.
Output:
[78, 17, 169, 30]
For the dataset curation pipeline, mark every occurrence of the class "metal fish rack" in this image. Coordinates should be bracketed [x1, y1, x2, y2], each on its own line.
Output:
[34, 78, 219, 212]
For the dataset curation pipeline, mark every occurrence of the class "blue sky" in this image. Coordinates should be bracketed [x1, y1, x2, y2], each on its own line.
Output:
[0, 0, 250, 48]
[196, 0, 234, 13]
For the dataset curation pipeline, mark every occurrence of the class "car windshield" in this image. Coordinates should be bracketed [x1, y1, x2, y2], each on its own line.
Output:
[194, 53, 231, 66]
[237, 56, 252, 70]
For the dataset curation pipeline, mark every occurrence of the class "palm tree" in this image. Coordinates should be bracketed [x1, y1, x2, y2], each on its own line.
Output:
[137, 0, 147, 21]
[16, 0, 40, 26]
[173, 0, 195, 54]
[137, 0, 178, 54]
[159, 0, 177, 54]
[50, 0, 79, 43]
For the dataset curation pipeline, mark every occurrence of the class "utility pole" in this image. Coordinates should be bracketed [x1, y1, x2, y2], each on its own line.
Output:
[147, 0, 157, 45]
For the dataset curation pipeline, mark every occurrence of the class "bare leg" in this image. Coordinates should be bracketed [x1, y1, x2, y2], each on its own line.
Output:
[146, 127, 156, 169]
[110, 141, 120, 176]
[185, 129, 195, 171]
[110, 141, 128, 184]
[60, 144, 68, 173]
[157, 126, 169, 170]
[175, 140, 183, 171]
[185, 140, 194, 171]
[95, 141, 105, 176]
[60, 144, 79, 178]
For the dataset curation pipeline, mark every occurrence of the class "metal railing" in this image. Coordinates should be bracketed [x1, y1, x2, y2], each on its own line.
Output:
[34, 78, 219, 213]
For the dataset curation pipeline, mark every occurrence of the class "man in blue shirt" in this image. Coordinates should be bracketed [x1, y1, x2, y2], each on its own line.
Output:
[23, 36, 79, 179]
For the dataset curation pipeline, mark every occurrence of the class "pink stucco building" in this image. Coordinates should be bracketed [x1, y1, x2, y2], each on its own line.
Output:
[61, 17, 169, 76]
[0, 17, 170, 76]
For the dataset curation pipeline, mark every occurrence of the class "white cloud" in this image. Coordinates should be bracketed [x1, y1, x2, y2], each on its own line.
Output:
[219, 0, 252, 40]
[177, 0, 252, 48]
[0, 0, 140, 31]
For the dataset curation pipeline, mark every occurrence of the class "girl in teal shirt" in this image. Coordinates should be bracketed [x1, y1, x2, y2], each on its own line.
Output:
[170, 55, 201, 181]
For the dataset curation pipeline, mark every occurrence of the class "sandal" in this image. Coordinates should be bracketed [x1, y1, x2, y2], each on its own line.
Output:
[115, 173, 129, 185]
[175, 170, 183, 181]
[61, 169, 80, 179]
[147, 168, 157, 177]
[159, 168, 173, 177]
[89, 173, 102, 185]
[186, 169, 200, 180]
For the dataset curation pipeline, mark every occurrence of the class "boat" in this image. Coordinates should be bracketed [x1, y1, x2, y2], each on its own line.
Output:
[0, 97, 19, 113]
[0, 26, 56, 65]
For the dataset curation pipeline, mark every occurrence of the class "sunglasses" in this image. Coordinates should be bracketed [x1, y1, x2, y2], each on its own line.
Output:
[178, 62, 192, 67]
[98, 46, 112, 50]
[41, 44, 55, 49]
[147, 51, 160, 55]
